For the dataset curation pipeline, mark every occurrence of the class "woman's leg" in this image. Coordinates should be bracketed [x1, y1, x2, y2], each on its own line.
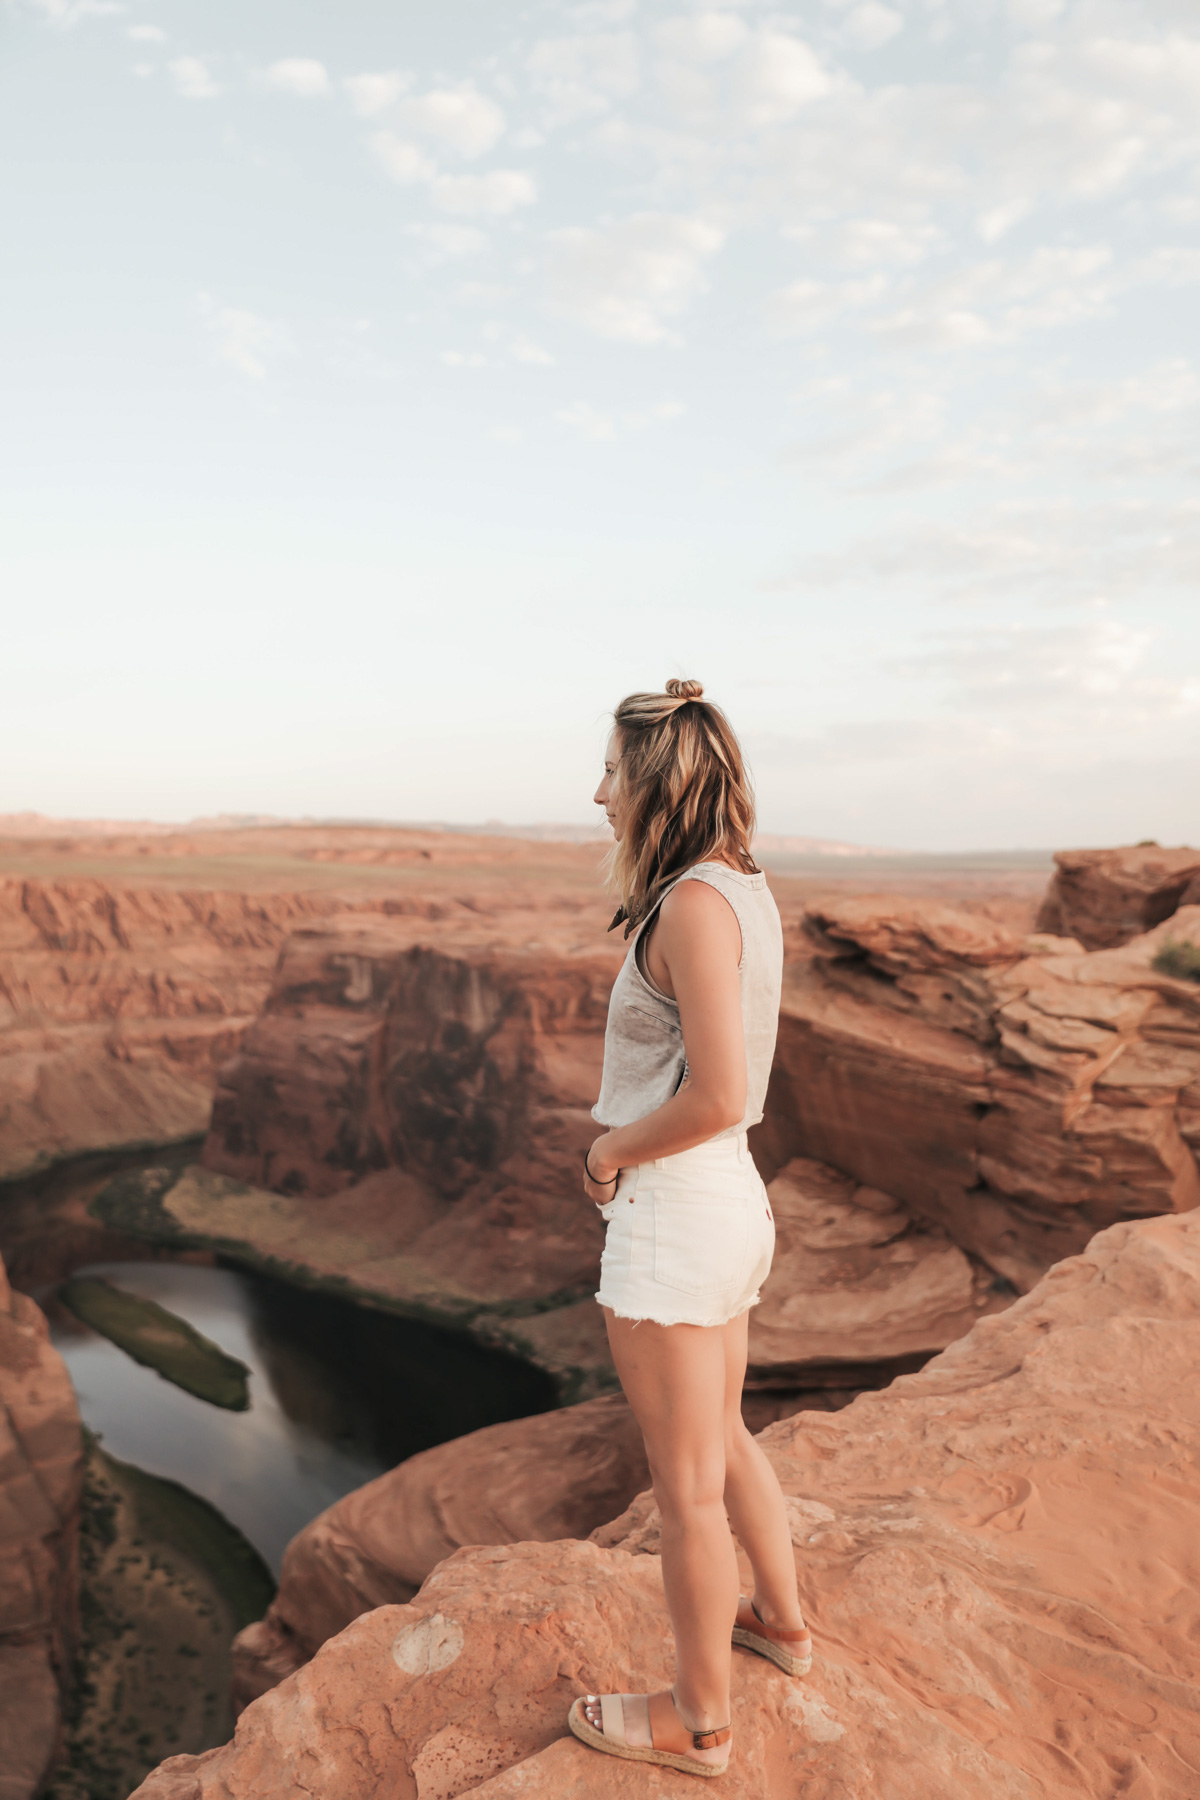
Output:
[604, 1308, 738, 1732]
[719, 1310, 805, 1630]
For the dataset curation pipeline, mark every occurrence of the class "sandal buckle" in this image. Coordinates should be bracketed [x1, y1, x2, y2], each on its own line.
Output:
[692, 1725, 731, 1751]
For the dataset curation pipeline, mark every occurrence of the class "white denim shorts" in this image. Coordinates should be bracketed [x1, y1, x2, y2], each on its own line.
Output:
[595, 1133, 775, 1328]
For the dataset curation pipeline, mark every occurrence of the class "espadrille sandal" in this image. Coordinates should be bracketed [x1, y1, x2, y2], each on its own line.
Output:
[732, 1595, 813, 1676]
[568, 1688, 731, 1778]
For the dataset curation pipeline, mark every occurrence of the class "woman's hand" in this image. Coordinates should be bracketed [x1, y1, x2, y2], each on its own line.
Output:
[583, 1133, 621, 1204]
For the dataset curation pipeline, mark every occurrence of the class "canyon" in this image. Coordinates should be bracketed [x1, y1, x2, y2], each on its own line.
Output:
[3, 825, 1199, 1797]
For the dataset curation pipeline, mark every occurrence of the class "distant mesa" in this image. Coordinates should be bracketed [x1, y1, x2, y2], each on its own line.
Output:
[0, 811, 899, 856]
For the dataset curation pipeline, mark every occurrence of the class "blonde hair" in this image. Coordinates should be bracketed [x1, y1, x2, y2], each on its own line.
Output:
[607, 678, 758, 936]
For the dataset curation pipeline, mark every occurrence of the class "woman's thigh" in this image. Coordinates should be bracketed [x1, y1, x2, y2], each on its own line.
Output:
[604, 1309, 730, 1507]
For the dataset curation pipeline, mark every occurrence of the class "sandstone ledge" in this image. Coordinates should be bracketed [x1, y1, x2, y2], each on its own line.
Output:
[130, 1205, 1200, 1800]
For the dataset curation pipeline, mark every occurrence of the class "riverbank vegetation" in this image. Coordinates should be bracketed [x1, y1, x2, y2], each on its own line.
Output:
[59, 1277, 250, 1409]
[41, 1433, 274, 1800]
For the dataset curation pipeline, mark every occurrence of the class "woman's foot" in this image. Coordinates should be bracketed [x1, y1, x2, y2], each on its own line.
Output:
[732, 1595, 813, 1677]
[570, 1688, 731, 1777]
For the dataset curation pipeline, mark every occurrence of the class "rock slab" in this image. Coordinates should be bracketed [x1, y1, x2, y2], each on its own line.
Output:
[1035, 843, 1200, 949]
[229, 1392, 651, 1710]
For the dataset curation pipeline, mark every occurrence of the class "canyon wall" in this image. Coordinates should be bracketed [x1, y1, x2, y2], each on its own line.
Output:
[759, 895, 1200, 1291]
[0, 1253, 83, 1800]
[199, 879, 1200, 1314]
[129, 1202, 1200, 1800]
[0, 877, 365, 1180]
[0, 821, 607, 1185]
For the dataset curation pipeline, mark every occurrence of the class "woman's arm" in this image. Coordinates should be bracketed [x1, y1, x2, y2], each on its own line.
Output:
[583, 879, 746, 1200]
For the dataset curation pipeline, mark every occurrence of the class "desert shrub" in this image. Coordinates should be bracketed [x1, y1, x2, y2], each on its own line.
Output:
[1151, 939, 1200, 983]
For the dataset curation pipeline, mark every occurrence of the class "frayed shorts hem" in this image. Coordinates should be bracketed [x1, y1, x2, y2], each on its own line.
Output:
[595, 1290, 764, 1330]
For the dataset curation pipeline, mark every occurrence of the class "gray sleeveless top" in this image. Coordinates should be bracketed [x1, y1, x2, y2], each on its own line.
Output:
[592, 862, 783, 1135]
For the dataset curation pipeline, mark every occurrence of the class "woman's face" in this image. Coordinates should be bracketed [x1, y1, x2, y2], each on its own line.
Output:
[594, 730, 624, 840]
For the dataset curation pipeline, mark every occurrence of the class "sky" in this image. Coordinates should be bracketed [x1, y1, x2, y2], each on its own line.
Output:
[2, 0, 1199, 850]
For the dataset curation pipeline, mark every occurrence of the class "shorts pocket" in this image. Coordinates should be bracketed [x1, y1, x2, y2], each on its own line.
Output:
[652, 1191, 749, 1296]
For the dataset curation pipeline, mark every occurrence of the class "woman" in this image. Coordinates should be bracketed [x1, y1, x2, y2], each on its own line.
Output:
[566, 678, 811, 1781]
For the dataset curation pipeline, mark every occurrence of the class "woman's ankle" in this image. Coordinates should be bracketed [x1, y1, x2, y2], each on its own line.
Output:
[671, 1683, 731, 1734]
[750, 1593, 807, 1632]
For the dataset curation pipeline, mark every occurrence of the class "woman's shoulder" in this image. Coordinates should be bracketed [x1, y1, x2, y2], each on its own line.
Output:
[657, 869, 745, 941]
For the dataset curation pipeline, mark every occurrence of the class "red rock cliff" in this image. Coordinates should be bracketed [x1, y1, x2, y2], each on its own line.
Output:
[762, 896, 1200, 1289]
[0, 1253, 83, 1800]
[0, 877, 370, 1179]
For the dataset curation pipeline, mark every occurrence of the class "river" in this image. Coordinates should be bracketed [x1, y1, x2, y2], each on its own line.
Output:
[38, 1249, 553, 1574]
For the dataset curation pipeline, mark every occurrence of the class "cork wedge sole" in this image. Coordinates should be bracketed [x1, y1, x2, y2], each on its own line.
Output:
[567, 1698, 730, 1779]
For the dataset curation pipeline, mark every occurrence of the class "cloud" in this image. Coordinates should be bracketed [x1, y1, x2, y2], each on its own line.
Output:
[263, 59, 330, 98]
[528, 30, 640, 123]
[127, 24, 166, 44]
[655, 13, 749, 64]
[557, 398, 685, 441]
[511, 336, 555, 365]
[786, 496, 1200, 607]
[169, 56, 221, 100]
[841, 4, 903, 52]
[21, 0, 121, 26]
[733, 29, 836, 126]
[897, 619, 1163, 713]
[199, 297, 287, 380]
[372, 133, 534, 214]
[394, 86, 505, 157]
[548, 214, 724, 344]
[371, 132, 437, 185]
[405, 223, 489, 260]
[343, 70, 410, 116]
[432, 170, 536, 215]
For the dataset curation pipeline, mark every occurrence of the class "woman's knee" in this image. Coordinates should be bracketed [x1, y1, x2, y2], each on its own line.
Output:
[723, 1414, 756, 1466]
[650, 1451, 727, 1520]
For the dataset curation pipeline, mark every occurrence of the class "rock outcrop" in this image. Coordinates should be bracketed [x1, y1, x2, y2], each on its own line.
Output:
[748, 1156, 1004, 1383]
[761, 896, 1200, 1290]
[131, 1203, 1200, 1799]
[229, 1392, 651, 1709]
[1036, 843, 1200, 949]
[0, 1253, 83, 1800]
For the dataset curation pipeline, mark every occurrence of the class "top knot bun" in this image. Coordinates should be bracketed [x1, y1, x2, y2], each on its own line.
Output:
[665, 678, 704, 703]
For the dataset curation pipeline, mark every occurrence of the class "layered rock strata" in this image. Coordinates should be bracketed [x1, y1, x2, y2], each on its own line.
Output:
[0, 1253, 83, 1800]
[0, 878, 360, 1180]
[1036, 843, 1200, 949]
[131, 1202, 1200, 1800]
[761, 896, 1200, 1290]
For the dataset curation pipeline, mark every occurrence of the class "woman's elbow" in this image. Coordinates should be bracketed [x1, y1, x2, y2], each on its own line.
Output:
[692, 1084, 746, 1133]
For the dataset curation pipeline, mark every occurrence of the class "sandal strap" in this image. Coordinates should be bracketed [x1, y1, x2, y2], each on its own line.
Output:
[654, 1690, 732, 1755]
[744, 1596, 811, 1644]
[691, 1724, 732, 1751]
[598, 1694, 627, 1745]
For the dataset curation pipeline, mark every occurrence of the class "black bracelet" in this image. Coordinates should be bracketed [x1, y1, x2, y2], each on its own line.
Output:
[584, 1149, 618, 1188]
